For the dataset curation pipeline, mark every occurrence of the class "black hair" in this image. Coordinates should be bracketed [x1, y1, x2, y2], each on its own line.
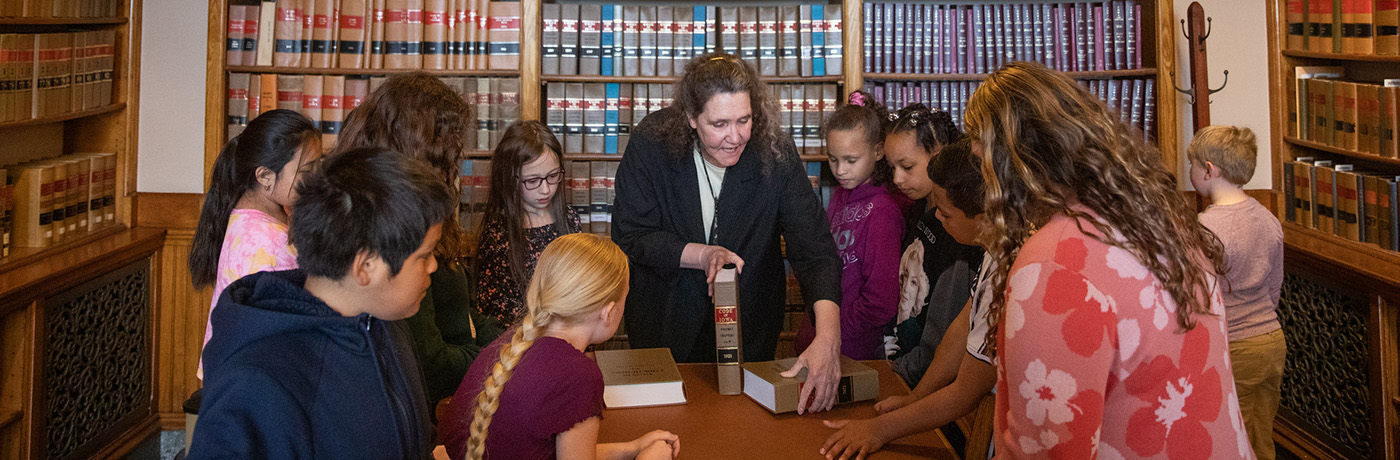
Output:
[927, 137, 984, 216]
[289, 147, 456, 279]
[886, 103, 963, 155]
[824, 90, 894, 187]
[189, 109, 320, 288]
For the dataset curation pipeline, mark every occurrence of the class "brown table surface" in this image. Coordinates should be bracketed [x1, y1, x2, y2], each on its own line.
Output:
[597, 361, 957, 459]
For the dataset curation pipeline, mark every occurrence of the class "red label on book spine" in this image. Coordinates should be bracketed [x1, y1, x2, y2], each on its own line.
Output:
[715, 306, 738, 323]
[425, 12, 446, 25]
[279, 8, 298, 21]
[341, 15, 364, 29]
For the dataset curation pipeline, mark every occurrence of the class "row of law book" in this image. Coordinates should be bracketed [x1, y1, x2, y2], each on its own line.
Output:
[2, 153, 118, 255]
[1286, 157, 1400, 251]
[0, 32, 117, 123]
[864, 77, 1156, 140]
[225, 0, 520, 70]
[227, 73, 519, 151]
[545, 82, 837, 156]
[458, 158, 489, 232]
[0, 0, 120, 18]
[1290, 68, 1400, 159]
[1284, 0, 1400, 54]
[542, 4, 843, 78]
[567, 161, 617, 236]
[864, 1, 1142, 75]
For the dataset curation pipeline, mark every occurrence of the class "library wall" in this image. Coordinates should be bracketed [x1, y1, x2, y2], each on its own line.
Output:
[136, 0, 206, 194]
[1171, 0, 1273, 191]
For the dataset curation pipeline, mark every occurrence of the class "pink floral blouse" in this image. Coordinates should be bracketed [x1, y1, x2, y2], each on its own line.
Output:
[198, 209, 299, 380]
[993, 209, 1253, 459]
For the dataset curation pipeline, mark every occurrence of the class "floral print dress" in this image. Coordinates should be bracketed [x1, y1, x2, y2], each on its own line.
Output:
[994, 208, 1253, 459]
[473, 208, 581, 325]
[198, 209, 299, 380]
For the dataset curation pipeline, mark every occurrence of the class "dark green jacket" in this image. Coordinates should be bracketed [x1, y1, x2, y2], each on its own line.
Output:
[402, 264, 506, 407]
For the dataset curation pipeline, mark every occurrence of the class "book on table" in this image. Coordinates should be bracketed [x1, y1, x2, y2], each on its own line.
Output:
[742, 356, 878, 414]
[594, 348, 686, 408]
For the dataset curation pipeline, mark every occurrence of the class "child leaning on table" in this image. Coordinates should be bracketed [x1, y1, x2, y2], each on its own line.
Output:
[189, 147, 454, 459]
[441, 233, 680, 460]
[1189, 125, 1286, 460]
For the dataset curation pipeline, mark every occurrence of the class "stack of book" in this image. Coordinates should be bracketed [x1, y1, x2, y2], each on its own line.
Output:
[544, 82, 836, 156]
[1284, 0, 1400, 54]
[566, 160, 617, 236]
[864, 1, 1143, 74]
[864, 77, 1156, 140]
[227, 73, 519, 151]
[1286, 157, 1400, 252]
[0, 0, 122, 18]
[0, 32, 118, 123]
[225, 0, 521, 70]
[2, 152, 117, 255]
[541, 4, 842, 78]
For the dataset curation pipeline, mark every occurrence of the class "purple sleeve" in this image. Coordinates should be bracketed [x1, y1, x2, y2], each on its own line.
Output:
[538, 346, 606, 435]
[850, 197, 905, 329]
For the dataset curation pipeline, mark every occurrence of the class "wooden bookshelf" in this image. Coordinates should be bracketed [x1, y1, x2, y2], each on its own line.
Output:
[1282, 49, 1400, 63]
[225, 66, 522, 77]
[542, 74, 845, 84]
[1282, 136, 1400, 167]
[865, 68, 1159, 81]
[0, 17, 126, 25]
[0, 103, 124, 129]
[0, 225, 126, 278]
[1284, 223, 1400, 288]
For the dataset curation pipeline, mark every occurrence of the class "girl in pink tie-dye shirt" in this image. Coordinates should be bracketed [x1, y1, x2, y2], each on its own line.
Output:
[188, 109, 322, 380]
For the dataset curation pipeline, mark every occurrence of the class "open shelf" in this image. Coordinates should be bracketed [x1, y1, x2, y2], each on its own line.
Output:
[1283, 136, 1400, 167]
[225, 66, 522, 77]
[865, 68, 1159, 81]
[1282, 49, 1400, 63]
[0, 103, 124, 129]
[0, 225, 126, 276]
[0, 17, 125, 25]
[541, 74, 844, 84]
[1283, 222, 1400, 288]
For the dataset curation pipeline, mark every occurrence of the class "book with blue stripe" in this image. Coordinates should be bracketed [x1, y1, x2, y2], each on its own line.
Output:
[600, 5, 615, 76]
[693, 6, 707, 61]
[811, 4, 825, 77]
[605, 83, 620, 154]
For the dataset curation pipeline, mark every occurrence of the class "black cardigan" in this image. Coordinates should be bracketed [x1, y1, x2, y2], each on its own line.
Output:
[611, 106, 842, 362]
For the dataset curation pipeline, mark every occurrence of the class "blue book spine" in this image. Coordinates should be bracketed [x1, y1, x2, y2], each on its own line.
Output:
[694, 6, 707, 58]
[812, 4, 825, 77]
[601, 6, 616, 76]
[605, 83, 620, 154]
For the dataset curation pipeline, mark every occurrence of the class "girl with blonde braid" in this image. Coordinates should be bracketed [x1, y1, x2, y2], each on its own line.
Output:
[440, 233, 679, 460]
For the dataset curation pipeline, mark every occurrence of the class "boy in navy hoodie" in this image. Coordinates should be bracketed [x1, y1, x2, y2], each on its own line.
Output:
[189, 147, 456, 459]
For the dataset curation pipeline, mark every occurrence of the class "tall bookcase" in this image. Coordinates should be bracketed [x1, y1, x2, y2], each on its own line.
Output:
[1267, 1, 1400, 459]
[0, 1, 162, 460]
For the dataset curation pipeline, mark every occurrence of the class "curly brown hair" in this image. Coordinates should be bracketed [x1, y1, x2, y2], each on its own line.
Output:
[667, 52, 793, 175]
[965, 62, 1225, 355]
[333, 72, 474, 262]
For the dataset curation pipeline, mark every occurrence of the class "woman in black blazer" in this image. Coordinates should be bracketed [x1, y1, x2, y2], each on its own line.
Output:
[612, 54, 844, 414]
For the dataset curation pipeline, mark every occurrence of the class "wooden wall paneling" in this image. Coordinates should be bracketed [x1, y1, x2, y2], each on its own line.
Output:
[843, 0, 863, 93]
[153, 230, 209, 425]
[0, 304, 32, 460]
[204, 0, 228, 187]
[520, 0, 540, 120]
[1370, 295, 1399, 460]
[1153, 0, 1178, 173]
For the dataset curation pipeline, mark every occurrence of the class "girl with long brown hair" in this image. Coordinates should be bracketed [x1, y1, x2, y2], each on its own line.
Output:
[474, 120, 581, 325]
[440, 233, 678, 460]
[334, 72, 506, 406]
[968, 62, 1250, 459]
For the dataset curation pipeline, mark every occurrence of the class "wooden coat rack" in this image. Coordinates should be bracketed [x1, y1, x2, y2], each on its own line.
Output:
[1172, 1, 1229, 133]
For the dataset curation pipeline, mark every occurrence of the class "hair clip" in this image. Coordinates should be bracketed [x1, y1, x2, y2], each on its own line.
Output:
[848, 92, 866, 107]
[709, 55, 728, 61]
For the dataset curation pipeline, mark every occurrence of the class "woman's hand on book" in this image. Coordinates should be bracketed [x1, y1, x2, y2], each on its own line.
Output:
[783, 327, 840, 414]
[630, 430, 679, 460]
[820, 418, 890, 460]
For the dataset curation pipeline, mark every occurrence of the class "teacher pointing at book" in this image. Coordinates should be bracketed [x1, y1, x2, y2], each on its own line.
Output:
[612, 53, 845, 414]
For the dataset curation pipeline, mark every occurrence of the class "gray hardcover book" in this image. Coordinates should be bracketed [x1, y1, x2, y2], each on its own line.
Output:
[819, 84, 836, 148]
[476, 78, 492, 151]
[824, 6, 842, 75]
[499, 78, 521, 141]
[719, 7, 739, 55]
[542, 3, 561, 75]
[623, 6, 640, 77]
[674, 7, 693, 75]
[739, 7, 759, 62]
[631, 84, 649, 129]
[657, 6, 674, 77]
[560, 4, 580, 75]
[614, 5, 625, 76]
[780, 85, 797, 148]
[648, 83, 666, 116]
[565, 82, 585, 154]
[640, 6, 658, 76]
[779, 6, 798, 76]
[546, 82, 567, 141]
[580, 4, 602, 75]
[618, 83, 634, 153]
[799, 5, 813, 77]
[585, 83, 606, 154]
[757, 7, 776, 75]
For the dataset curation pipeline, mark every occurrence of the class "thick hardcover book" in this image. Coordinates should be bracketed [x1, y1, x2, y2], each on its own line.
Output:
[569, 161, 591, 228]
[384, 0, 408, 68]
[227, 73, 250, 140]
[1295, 157, 1316, 228]
[719, 7, 738, 56]
[1288, 0, 1308, 50]
[560, 3, 579, 75]
[1387, 84, 1400, 158]
[799, 5, 814, 77]
[338, 0, 369, 68]
[705, 5, 717, 53]
[1380, 0, 1400, 54]
[1316, 160, 1338, 234]
[615, 5, 626, 76]
[1338, 81, 1358, 149]
[639, 6, 657, 76]
[595, 348, 686, 408]
[39, 161, 66, 243]
[565, 82, 585, 154]
[297, 0, 313, 66]
[1310, 78, 1333, 145]
[301, 75, 324, 142]
[370, 0, 386, 68]
[310, 0, 335, 67]
[622, 6, 639, 77]
[276, 74, 302, 110]
[693, 6, 707, 63]
[227, 5, 246, 66]
[1374, 175, 1400, 249]
[583, 83, 605, 154]
[757, 7, 777, 76]
[578, 4, 601, 76]
[487, 1, 520, 71]
[590, 161, 607, 233]
[475, 77, 492, 150]
[674, 7, 692, 76]
[618, 83, 633, 152]
[739, 7, 759, 62]
[1285, 162, 1299, 223]
[423, 0, 448, 69]
[1359, 83, 1380, 154]
[824, 5, 842, 76]
[245, 74, 261, 124]
[862, 3, 872, 72]
[257, 73, 277, 119]
[742, 356, 877, 414]
[605, 82, 619, 154]
[545, 81, 566, 142]
[601, 5, 616, 76]
[1359, 0, 1376, 54]
[1337, 166, 1363, 241]
[322, 75, 344, 147]
[1309, 0, 1334, 52]
[1364, 174, 1381, 243]
[655, 6, 673, 77]
[11, 164, 52, 247]
[1113, 1, 1126, 70]
[345, 76, 368, 112]
[255, 0, 277, 66]
[714, 265, 742, 395]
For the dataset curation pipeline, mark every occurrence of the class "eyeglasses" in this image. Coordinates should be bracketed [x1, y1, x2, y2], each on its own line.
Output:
[522, 169, 565, 190]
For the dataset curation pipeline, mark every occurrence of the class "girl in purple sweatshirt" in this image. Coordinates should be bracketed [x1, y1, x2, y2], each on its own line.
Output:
[796, 91, 906, 360]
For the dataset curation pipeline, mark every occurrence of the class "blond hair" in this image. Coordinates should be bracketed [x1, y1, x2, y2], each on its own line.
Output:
[464, 233, 629, 460]
[1187, 125, 1259, 185]
[965, 62, 1225, 355]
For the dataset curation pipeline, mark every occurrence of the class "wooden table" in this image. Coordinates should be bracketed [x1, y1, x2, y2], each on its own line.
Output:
[597, 362, 957, 459]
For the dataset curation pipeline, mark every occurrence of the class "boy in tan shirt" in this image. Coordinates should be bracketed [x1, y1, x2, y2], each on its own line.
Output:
[1188, 125, 1286, 460]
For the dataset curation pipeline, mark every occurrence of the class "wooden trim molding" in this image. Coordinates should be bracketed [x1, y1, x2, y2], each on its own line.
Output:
[135, 192, 204, 229]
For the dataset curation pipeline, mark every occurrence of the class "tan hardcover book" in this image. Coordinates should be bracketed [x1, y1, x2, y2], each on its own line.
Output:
[0, 168, 9, 256]
[258, 73, 278, 117]
[714, 265, 742, 395]
[564, 82, 584, 154]
[1357, 0, 1375, 54]
[228, 3, 246, 66]
[488, 1, 520, 70]
[1337, 165, 1362, 240]
[568, 161, 591, 229]
[742, 356, 878, 414]
[1295, 157, 1316, 229]
[452, 0, 467, 69]
[370, 0, 386, 68]
[423, 0, 448, 69]
[1386, 82, 1400, 158]
[1338, 81, 1358, 149]
[301, 75, 324, 143]
[407, 0, 425, 68]
[1310, 0, 1334, 52]
[257, 0, 277, 66]
[11, 164, 53, 247]
[57, 158, 78, 236]
[242, 5, 261, 66]
[1380, 0, 1400, 54]
[17, 34, 34, 121]
[38, 160, 66, 242]
[63, 156, 88, 234]
[322, 75, 344, 148]
[1316, 160, 1338, 234]
[247, 73, 261, 122]
[274, 0, 300, 66]
[1365, 174, 1385, 245]
[1310, 78, 1333, 145]
[0, 35, 12, 123]
[1358, 83, 1380, 154]
[227, 72, 251, 140]
[345, 76, 369, 113]
[276, 74, 302, 110]
[463, 0, 480, 70]
[70, 30, 86, 111]
[1287, 0, 1307, 50]
[309, 0, 334, 67]
[98, 29, 113, 106]
[68, 153, 104, 228]
[384, 0, 408, 68]
[100, 152, 115, 225]
[594, 348, 687, 408]
[336, 0, 368, 68]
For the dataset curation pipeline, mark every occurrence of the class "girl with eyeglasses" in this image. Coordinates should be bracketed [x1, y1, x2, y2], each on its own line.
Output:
[475, 120, 582, 326]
